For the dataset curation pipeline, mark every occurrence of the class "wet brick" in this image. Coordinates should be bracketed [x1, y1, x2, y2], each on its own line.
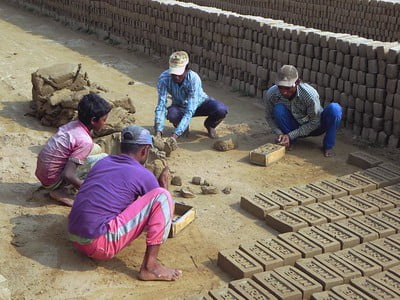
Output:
[323, 199, 363, 218]
[356, 192, 395, 211]
[208, 287, 245, 299]
[287, 206, 328, 226]
[218, 248, 264, 279]
[310, 181, 348, 199]
[240, 194, 279, 219]
[332, 249, 382, 276]
[278, 232, 323, 258]
[353, 215, 397, 237]
[352, 243, 399, 270]
[295, 184, 332, 202]
[316, 223, 360, 249]
[370, 271, 400, 296]
[331, 283, 375, 299]
[239, 242, 284, 271]
[350, 277, 399, 299]
[314, 253, 362, 283]
[256, 237, 302, 265]
[265, 210, 308, 233]
[347, 151, 384, 169]
[276, 187, 317, 205]
[306, 203, 347, 222]
[258, 191, 298, 210]
[229, 278, 278, 299]
[298, 227, 341, 253]
[336, 195, 379, 215]
[335, 218, 379, 243]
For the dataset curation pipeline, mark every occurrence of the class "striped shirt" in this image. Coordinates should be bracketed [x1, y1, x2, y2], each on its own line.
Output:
[264, 83, 323, 140]
[154, 70, 208, 136]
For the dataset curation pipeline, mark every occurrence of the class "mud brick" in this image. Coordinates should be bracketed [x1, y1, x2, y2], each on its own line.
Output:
[315, 253, 362, 283]
[287, 206, 328, 226]
[387, 234, 400, 245]
[296, 184, 332, 202]
[240, 194, 279, 219]
[370, 211, 400, 233]
[362, 167, 400, 186]
[336, 219, 379, 243]
[311, 181, 348, 199]
[277, 187, 317, 205]
[357, 192, 395, 211]
[316, 223, 360, 249]
[265, 210, 308, 233]
[208, 288, 245, 299]
[379, 163, 400, 177]
[350, 277, 399, 299]
[239, 243, 284, 271]
[298, 227, 341, 253]
[347, 151, 383, 169]
[370, 271, 400, 296]
[352, 243, 399, 270]
[218, 248, 264, 279]
[274, 266, 323, 299]
[295, 258, 344, 290]
[370, 238, 400, 260]
[389, 264, 400, 277]
[252, 270, 302, 299]
[187, 294, 213, 300]
[352, 215, 396, 238]
[336, 195, 380, 215]
[323, 199, 363, 218]
[278, 232, 323, 258]
[331, 284, 373, 299]
[384, 183, 400, 197]
[336, 174, 377, 193]
[256, 238, 302, 265]
[310, 291, 342, 300]
[352, 171, 388, 189]
[333, 249, 382, 276]
[259, 191, 298, 210]
[229, 278, 278, 300]
[306, 202, 347, 222]
[369, 188, 400, 207]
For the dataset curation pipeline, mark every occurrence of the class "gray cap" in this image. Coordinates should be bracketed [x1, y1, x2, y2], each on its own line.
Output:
[121, 125, 153, 145]
[275, 65, 298, 87]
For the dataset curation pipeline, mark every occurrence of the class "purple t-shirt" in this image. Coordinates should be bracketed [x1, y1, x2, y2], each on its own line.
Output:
[68, 154, 159, 239]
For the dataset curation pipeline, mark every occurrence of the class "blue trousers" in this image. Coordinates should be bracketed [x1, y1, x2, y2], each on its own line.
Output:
[167, 97, 228, 129]
[273, 103, 342, 150]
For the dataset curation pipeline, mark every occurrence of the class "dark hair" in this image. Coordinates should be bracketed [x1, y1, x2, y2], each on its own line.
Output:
[120, 142, 145, 154]
[78, 93, 111, 127]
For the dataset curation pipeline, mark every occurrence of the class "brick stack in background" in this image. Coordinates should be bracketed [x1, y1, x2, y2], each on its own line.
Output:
[5, 0, 400, 148]
[178, 0, 400, 43]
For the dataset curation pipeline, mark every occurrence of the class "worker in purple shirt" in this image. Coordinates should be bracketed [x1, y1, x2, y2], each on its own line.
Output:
[68, 125, 182, 281]
[154, 51, 228, 139]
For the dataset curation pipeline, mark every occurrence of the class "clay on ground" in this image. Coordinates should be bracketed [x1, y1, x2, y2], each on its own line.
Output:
[213, 136, 238, 152]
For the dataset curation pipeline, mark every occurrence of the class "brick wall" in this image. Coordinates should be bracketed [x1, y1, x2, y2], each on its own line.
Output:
[5, 0, 400, 147]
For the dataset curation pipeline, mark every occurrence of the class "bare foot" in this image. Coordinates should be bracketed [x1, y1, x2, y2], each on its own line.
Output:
[49, 188, 74, 207]
[139, 263, 182, 281]
[324, 148, 335, 157]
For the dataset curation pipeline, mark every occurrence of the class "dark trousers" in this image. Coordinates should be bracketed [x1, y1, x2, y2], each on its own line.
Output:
[273, 103, 342, 149]
[167, 98, 228, 128]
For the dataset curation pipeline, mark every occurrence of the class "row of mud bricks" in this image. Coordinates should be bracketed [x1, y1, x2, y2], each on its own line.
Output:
[179, 0, 400, 43]
[6, 0, 400, 148]
[200, 159, 400, 299]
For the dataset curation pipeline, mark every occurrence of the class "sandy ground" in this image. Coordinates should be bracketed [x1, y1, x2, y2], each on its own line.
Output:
[1, 2, 399, 299]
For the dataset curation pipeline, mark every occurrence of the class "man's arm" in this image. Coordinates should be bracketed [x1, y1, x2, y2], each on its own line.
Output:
[264, 87, 283, 135]
[154, 78, 168, 135]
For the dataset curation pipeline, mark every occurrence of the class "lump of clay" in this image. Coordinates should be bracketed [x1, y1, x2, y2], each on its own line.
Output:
[171, 176, 182, 186]
[201, 185, 218, 194]
[222, 186, 232, 194]
[213, 136, 238, 152]
[180, 187, 195, 198]
[192, 176, 204, 185]
[164, 137, 178, 157]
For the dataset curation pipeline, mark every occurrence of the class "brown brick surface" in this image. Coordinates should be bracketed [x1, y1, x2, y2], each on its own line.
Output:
[323, 199, 363, 218]
[310, 291, 342, 300]
[335, 174, 376, 193]
[259, 191, 298, 210]
[256, 238, 302, 265]
[278, 232, 323, 258]
[357, 192, 395, 211]
[274, 266, 323, 299]
[354, 170, 392, 188]
[332, 249, 382, 276]
[350, 277, 399, 299]
[310, 181, 348, 199]
[265, 210, 308, 233]
[352, 243, 399, 270]
[335, 218, 379, 242]
[370, 238, 400, 260]
[295, 184, 332, 202]
[336, 196, 379, 215]
[287, 206, 328, 226]
[208, 287, 245, 299]
[239, 242, 284, 271]
[229, 278, 278, 300]
[240, 194, 279, 219]
[252, 271, 302, 300]
[306, 202, 347, 222]
[347, 151, 383, 169]
[298, 227, 341, 253]
[369, 188, 400, 207]
[370, 271, 400, 296]
[316, 223, 360, 249]
[218, 248, 264, 279]
[276, 187, 317, 205]
[369, 211, 400, 233]
[331, 283, 374, 299]
[295, 258, 344, 290]
[314, 253, 362, 283]
[353, 215, 397, 237]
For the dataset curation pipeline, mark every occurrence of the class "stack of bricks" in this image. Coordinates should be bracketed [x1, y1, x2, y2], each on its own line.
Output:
[6, 0, 400, 147]
[179, 0, 400, 43]
[241, 163, 400, 225]
[214, 214, 400, 299]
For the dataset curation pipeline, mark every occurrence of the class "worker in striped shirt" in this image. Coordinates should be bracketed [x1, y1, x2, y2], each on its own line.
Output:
[154, 51, 228, 139]
[264, 65, 342, 157]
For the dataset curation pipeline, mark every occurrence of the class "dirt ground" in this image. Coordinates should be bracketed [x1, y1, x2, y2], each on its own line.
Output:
[1, 2, 399, 299]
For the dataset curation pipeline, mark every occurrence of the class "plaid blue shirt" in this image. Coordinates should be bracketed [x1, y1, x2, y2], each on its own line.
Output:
[264, 83, 323, 140]
[154, 70, 208, 136]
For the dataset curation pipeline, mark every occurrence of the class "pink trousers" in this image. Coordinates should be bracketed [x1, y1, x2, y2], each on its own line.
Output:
[73, 187, 173, 260]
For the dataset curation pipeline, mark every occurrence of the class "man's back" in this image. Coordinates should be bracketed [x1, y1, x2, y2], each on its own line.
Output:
[68, 154, 159, 239]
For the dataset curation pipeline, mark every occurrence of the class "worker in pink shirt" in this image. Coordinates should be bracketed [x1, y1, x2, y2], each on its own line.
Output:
[35, 93, 111, 206]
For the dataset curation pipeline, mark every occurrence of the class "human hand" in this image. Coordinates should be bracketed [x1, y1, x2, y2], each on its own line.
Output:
[276, 134, 290, 148]
[158, 166, 171, 189]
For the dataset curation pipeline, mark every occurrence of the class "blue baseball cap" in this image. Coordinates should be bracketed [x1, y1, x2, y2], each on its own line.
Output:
[121, 125, 153, 145]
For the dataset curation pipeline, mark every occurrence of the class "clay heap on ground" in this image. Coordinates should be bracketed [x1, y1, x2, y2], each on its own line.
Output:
[30, 63, 136, 137]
